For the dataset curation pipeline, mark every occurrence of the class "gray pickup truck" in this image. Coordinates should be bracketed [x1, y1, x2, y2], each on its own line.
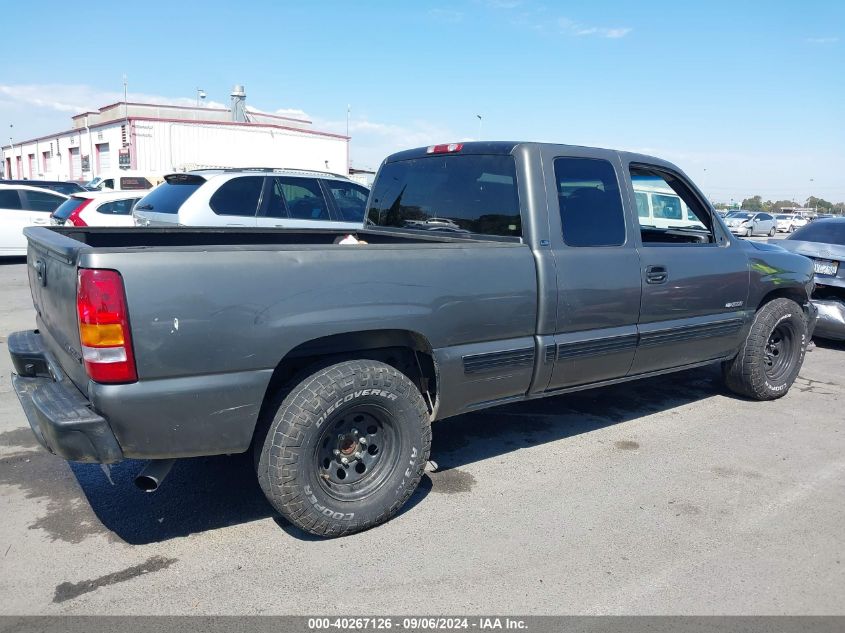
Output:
[9, 141, 817, 537]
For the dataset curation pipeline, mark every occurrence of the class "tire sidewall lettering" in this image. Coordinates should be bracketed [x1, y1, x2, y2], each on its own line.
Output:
[315, 389, 400, 428]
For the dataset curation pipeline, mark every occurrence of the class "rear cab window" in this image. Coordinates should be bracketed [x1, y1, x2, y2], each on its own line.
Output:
[367, 154, 521, 238]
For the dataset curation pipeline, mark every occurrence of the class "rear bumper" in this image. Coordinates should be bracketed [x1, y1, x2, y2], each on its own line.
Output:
[9, 330, 124, 463]
[812, 299, 845, 340]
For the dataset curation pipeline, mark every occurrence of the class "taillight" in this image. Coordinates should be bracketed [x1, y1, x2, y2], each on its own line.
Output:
[77, 269, 137, 383]
[426, 143, 463, 154]
[67, 198, 93, 226]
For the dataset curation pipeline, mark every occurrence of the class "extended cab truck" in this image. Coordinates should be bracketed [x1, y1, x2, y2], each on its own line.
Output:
[9, 141, 818, 537]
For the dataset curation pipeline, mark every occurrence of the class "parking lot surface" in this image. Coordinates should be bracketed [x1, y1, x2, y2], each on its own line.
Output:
[1, 240, 843, 615]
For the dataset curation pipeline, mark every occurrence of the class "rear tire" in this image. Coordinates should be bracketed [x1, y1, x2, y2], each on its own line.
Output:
[255, 360, 431, 537]
[722, 298, 808, 400]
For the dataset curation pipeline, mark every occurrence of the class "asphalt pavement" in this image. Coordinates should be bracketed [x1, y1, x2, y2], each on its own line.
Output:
[0, 238, 843, 615]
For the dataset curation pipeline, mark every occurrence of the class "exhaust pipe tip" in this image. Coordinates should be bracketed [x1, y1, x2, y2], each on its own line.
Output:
[135, 474, 161, 492]
[134, 459, 176, 493]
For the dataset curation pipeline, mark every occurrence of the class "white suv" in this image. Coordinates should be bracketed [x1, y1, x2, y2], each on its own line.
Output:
[132, 168, 369, 230]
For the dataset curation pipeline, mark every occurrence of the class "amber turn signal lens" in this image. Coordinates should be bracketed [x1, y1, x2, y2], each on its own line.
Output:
[79, 323, 125, 347]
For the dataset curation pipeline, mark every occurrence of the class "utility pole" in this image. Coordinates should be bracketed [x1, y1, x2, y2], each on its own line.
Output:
[8, 124, 13, 179]
[346, 104, 351, 173]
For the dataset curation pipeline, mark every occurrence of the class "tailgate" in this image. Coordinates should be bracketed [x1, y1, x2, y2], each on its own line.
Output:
[24, 227, 90, 390]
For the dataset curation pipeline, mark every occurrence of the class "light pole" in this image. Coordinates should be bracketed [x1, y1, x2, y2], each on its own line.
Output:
[8, 124, 13, 179]
[196, 88, 206, 107]
[476, 114, 482, 139]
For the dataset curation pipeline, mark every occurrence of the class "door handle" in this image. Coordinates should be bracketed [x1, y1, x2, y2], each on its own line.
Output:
[32, 218, 48, 225]
[646, 265, 668, 284]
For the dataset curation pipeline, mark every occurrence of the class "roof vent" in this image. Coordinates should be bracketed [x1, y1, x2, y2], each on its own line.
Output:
[230, 84, 247, 122]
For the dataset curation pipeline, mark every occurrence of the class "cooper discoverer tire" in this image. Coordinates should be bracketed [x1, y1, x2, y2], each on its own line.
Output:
[255, 360, 431, 537]
[722, 298, 808, 400]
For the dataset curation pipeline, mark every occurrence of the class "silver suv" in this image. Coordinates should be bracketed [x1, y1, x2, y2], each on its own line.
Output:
[133, 168, 369, 229]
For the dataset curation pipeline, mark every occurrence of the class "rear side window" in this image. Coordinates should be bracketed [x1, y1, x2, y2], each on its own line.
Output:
[53, 197, 89, 220]
[276, 177, 330, 220]
[97, 198, 137, 215]
[120, 177, 152, 190]
[326, 180, 369, 222]
[134, 181, 202, 214]
[367, 154, 521, 238]
[0, 190, 22, 210]
[210, 176, 264, 217]
[23, 189, 65, 212]
[555, 158, 625, 247]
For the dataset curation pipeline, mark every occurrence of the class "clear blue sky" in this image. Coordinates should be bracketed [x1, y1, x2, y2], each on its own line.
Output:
[2, 0, 843, 202]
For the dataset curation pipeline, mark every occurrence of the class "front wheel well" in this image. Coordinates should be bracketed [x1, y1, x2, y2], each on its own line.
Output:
[259, 330, 438, 422]
[757, 287, 809, 311]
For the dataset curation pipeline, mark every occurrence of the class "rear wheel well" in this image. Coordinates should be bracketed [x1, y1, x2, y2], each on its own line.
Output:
[260, 330, 438, 420]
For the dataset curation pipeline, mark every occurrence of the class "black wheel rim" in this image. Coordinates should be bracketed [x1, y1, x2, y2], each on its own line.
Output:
[314, 404, 401, 502]
[764, 320, 795, 382]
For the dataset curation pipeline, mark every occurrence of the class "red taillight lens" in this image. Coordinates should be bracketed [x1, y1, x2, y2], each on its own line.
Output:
[67, 198, 93, 226]
[77, 268, 137, 383]
[426, 143, 463, 154]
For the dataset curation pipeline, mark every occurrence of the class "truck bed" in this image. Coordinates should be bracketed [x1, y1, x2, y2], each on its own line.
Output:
[36, 226, 506, 252]
[21, 225, 538, 459]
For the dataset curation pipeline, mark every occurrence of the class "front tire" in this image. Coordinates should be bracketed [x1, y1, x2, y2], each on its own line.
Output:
[768, 226, 776, 237]
[255, 360, 431, 537]
[722, 298, 808, 400]
[745, 227, 753, 237]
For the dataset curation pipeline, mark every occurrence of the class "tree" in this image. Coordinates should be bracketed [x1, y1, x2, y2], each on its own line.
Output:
[741, 195, 763, 211]
[771, 199, 797, 212]
[807, 196, 832, 211]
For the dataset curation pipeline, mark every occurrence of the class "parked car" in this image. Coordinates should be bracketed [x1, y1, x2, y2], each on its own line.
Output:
[775, 218, 845, 340]
[85, 171, 161, 193]
[724, 211, 777, 237]
[632, 180, 707, 230]
[2, 179, 86, 196]
[0, 184, 66, 256]
[775, 214, 807, 233]
[50, 191, 145, 227]
[132, 168, 369, 229]
[10, 141, 817, 537]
